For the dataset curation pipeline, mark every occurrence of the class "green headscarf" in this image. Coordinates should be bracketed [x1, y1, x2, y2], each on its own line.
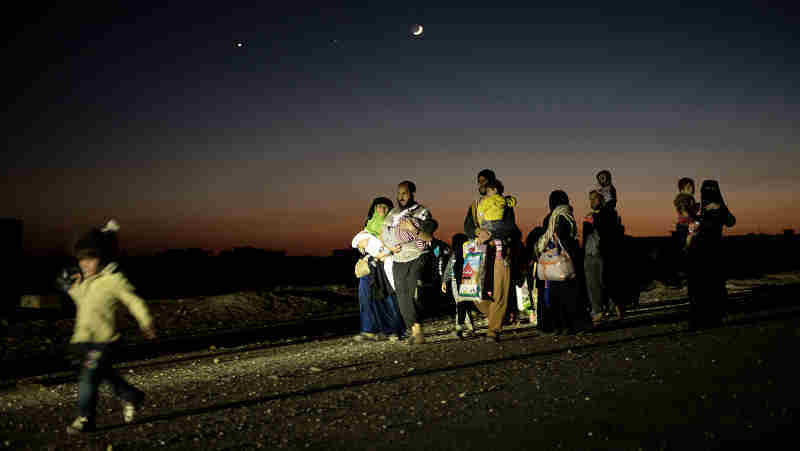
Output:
[365, 211, 386, 237]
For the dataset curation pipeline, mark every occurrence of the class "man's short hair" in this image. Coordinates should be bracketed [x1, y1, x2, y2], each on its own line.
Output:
[678, 177, 695, 191]
[477, 169, 496, 183]
[398, 180, 416, 194]
[486, 179, 504, 195]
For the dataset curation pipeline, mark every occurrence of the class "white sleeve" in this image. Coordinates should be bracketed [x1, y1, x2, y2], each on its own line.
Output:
[352, 231, 371, 249]
[352, 231, 386, 257]
[364, 236, 386, 257]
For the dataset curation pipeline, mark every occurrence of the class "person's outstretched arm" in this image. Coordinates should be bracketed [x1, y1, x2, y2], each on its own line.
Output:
[114, 275, 156, 339]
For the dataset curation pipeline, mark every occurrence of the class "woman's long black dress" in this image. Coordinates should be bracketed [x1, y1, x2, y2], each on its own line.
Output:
[687, 206, 736, 329]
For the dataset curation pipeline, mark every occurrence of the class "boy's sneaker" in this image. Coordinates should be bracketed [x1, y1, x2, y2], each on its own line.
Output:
[122, 397, 144, 423]
[454, 325, 464, 339]
[66, 416, 94, 434]
[353, 332, 378, 342]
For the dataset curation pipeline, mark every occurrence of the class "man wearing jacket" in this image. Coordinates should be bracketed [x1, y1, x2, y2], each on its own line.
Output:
[463, 169, 519, 342]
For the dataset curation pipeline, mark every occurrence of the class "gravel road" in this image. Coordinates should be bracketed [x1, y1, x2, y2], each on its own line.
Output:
[2, 297, 799, 450]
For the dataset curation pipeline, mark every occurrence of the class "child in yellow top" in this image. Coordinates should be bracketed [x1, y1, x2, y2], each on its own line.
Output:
[477, 179, 517, 235]
[64, 220, 157, 434]
[476, 179, 517, 265]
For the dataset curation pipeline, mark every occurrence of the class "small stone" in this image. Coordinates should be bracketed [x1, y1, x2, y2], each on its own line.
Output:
[209, 345, 217, 351]
[459, 392, 466, 398]
[585, 397, 590, 401]
[214, 358, 221, 364]
[310, 367, 323, 373]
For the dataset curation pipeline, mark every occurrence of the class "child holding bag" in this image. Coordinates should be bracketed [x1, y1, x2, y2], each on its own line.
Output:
[442, 233, 477, 339]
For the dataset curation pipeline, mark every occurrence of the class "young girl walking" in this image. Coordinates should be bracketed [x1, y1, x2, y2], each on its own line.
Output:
[441, 233, 477, 338]
[63, 220, 157, 434]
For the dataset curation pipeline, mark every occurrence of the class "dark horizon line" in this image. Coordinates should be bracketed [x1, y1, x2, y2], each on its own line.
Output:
[16, 229, 798, 259]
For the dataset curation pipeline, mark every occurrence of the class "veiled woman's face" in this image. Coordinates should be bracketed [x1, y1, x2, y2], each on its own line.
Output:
[375, 204, 389, 217]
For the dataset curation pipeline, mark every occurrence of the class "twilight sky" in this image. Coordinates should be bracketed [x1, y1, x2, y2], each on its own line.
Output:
[6, 2, 799, 256]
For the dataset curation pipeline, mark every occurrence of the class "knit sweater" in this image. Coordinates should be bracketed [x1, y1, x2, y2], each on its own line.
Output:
[67, 262, 153, 343]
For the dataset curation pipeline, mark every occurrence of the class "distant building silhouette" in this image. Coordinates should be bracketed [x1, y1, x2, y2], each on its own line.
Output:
[332, 248, 358, 258]
[1, 218, 23, 314]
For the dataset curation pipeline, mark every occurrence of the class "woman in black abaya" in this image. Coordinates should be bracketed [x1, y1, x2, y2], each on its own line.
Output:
[687, 180, 736, 330]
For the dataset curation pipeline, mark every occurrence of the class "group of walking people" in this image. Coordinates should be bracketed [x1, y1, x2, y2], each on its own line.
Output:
[352, 169, 737, 345]
[58, 169, 734, 434]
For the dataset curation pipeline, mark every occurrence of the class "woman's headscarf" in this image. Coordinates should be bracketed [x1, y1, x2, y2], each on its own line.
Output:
[700, 180, 725, 208]
[364, 197, 393, 236]
[549, 190, 570, 211]
[538, 191, 576, 253]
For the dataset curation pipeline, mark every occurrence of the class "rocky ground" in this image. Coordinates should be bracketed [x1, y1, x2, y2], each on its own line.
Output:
[4, 272, 800, 367]
[2, 273, 800, 450]
[1, 284, 359, 366]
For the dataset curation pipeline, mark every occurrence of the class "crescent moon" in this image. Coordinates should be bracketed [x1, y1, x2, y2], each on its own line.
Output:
[412, 25, 423, 36]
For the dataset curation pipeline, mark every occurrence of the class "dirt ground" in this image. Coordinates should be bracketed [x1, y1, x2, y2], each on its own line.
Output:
[1, 284, 358, 366]
[4, 272, 800, 367]
[1, 273, 800, 450]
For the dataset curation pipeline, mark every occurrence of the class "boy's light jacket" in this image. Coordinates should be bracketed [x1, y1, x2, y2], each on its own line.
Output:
[68, 262, 152, 343]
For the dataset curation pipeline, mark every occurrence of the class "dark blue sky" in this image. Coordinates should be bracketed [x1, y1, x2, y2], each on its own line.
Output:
[6, 2, 799, 255]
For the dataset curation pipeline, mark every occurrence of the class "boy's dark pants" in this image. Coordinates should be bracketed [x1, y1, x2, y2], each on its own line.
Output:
[77, 342, 144, 423]
[456, 301, 475, 327]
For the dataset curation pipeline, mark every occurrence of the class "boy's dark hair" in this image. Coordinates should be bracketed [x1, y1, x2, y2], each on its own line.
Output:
[420, 218, 438, 237]
[678, 177, 695, 192]
[596, 169, 612, 180]
[74, 229, 119, 265]
[477, 169, 496, 183]
[451, 233, 469, 260]
[398, 180, 416, 194]
[486, 179, 504, 195]
[674, 193, 696, 216]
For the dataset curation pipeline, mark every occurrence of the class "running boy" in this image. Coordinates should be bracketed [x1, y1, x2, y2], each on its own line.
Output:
[65, 220, 157, 434]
